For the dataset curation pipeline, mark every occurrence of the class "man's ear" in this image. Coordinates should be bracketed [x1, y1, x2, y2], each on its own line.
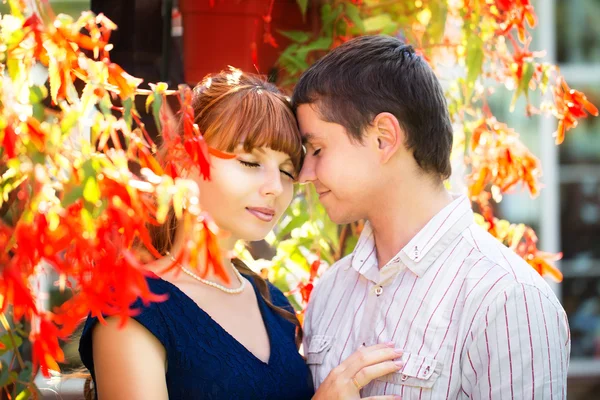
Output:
[372, 112, 404, 164]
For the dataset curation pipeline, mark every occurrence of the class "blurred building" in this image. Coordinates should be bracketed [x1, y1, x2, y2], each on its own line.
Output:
[495, 1, 600, 398]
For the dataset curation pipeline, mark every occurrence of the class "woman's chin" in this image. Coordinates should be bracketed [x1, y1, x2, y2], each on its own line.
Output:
[233, 226, 274, 243]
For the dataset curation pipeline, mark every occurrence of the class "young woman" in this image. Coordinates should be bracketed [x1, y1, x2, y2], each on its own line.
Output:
[78, 68, 403, 400]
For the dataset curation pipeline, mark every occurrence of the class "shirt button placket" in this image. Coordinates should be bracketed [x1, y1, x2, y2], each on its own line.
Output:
[356, 283, 384, 347]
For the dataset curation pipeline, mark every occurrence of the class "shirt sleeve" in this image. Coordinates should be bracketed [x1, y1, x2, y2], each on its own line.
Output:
[462, 283, 570, 400]
[302, 303, 313, 356]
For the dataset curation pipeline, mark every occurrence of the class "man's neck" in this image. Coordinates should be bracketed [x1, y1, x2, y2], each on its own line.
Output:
[366, 178, 453, 269]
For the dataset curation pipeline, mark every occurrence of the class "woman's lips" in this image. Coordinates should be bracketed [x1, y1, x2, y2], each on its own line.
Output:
[246, 207, 275, 222]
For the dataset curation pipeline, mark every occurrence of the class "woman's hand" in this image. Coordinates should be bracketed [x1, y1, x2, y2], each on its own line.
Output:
[312, 342, 403, 400]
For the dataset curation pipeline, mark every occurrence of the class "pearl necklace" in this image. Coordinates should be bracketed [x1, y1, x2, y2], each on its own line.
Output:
[170, 257, 246, 295]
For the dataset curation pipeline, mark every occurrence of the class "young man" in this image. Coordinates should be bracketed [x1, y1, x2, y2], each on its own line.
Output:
[293, 35, 570, 399]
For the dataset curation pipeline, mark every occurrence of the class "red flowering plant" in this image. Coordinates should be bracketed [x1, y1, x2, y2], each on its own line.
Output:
[0, 0, 234, 396]
[0, 0, 598, 396]
[242, 0, 599, 320]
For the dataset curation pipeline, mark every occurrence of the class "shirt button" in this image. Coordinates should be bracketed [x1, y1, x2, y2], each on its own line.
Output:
[375, 286, 383, 296]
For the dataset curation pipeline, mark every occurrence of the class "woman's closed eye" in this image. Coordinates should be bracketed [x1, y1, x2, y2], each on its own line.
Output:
[239, 160, 295, 180]
[312, 148, 321, 156]
[239, 160, 260, 168]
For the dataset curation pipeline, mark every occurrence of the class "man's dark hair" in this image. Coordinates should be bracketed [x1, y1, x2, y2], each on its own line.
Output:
[292, 35, 453, 180]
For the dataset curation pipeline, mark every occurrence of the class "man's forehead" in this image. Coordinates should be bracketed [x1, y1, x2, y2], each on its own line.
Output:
[301, 131, 325, 145]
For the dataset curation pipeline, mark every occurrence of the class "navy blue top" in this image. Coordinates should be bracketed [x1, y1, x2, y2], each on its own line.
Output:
[79, 274, 314, 400]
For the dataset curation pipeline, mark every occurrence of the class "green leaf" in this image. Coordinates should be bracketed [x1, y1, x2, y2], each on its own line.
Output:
[321, 3, 332, 22]
[12, 362, 32, 397]
[345, 3, 365, 32]
[0, 360, 17, 390]
[363, 14, 393, 33]
[321, 4, 343, 37]
[8, 0, 24, 17]
[279, 53, 309, 74]
[465, 33, 484, 101]
[60, 110, 79, 134]
[277, 213, 310, 240]
[426, 2, 448, 44]
[61, 185, 84, 207]
[123, 97, 133, 130]
[6, 58, 21, 81]
[513, 61, 535, 108]
[29, 85, 47, 104]
[83, 177, 100, 204]
[48, 59, 61, 105]
[145, 93, 154, 113]
[15, 388, 30, 400]
[381, 21, 400, 35]
[0, 333, 23, 356]
[278, 30, 311, 44]
[539, 64, 550, 94]
[81, 158, 98, 179]
[32, 104, 45, 121]
[300, 36, 333, 53]
[151, 91, 163, 133]
[91, 198, 109, 219]
[0, 361, 11, 388]
[277, 44, 306, 75]
[99, 93, 112, 116]
[296, 0, 308, 17]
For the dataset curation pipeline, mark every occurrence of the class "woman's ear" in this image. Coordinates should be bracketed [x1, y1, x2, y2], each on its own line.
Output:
[372, 112, 404, 164]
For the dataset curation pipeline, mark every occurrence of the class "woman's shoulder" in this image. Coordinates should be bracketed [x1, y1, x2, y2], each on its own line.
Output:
[265, 280, 292, 309]
[265, 280, 298, 320]
[240, 273, 294, 314]
[79, 275, 175, 360]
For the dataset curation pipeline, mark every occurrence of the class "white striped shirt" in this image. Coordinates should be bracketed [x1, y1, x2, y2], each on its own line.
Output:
[303, 195, 570, 399]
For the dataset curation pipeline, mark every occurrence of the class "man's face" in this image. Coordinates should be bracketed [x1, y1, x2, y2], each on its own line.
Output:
[296, 104, 380, 224]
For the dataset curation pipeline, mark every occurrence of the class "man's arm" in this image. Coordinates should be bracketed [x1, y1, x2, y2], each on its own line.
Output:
[462, 283, 570, 399]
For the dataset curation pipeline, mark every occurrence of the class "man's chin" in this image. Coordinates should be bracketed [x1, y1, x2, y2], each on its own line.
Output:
[325, 208, 357, 225]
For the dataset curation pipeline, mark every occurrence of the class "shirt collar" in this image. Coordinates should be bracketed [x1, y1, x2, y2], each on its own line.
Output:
[349, 195, 474, 282]
[349, 222, 380, 282]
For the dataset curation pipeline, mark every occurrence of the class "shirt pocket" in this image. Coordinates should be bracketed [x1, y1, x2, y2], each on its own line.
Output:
[306, 335, 334, 365]
[375, 352, 443, 389]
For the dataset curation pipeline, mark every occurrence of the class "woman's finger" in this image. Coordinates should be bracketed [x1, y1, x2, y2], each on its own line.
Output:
[354, 360, 403, 389]
[343, 345, 403, 377]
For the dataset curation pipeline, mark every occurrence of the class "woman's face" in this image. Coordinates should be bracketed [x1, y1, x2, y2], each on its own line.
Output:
[196, 145, 296, 242]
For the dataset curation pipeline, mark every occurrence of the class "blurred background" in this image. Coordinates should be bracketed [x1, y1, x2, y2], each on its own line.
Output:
[1, 0, 598, 398]
[492, 1, 600, 397]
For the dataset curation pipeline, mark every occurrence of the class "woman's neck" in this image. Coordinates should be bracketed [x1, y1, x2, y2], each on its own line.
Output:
[153, 222, 241, 287]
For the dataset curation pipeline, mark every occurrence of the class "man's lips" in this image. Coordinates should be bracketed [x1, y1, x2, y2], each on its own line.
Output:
[246, 207, 275, 222]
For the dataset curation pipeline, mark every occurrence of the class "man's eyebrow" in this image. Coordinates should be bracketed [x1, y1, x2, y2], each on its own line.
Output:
[301, 132, 315, 144]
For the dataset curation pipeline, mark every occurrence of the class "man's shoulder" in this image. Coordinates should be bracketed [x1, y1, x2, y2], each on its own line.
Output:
[322, 253, 353, 280]
[460, 224, 560, 306]
[309, 253, 354, 303]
